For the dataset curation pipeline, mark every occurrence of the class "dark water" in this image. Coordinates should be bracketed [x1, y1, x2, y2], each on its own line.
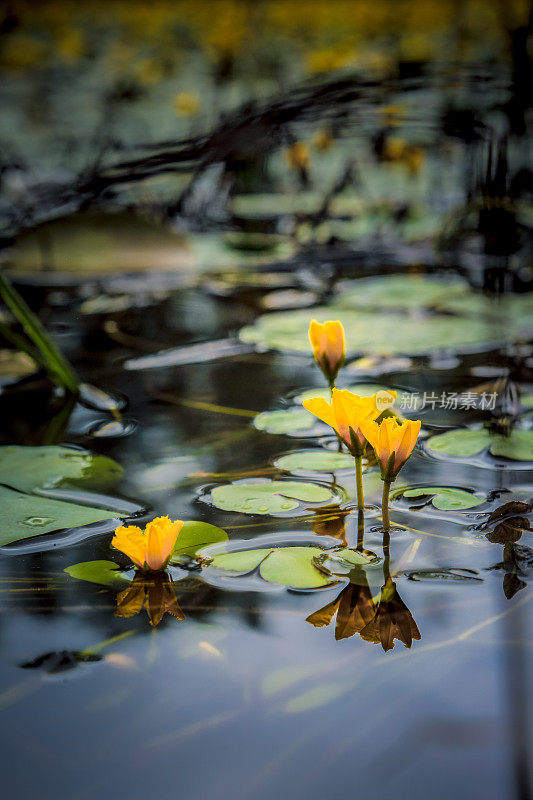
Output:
[0, 3, 532, 800]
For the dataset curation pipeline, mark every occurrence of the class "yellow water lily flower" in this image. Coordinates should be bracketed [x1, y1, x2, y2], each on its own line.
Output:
[308, 320, 346, 385]
[360, 416, 421, 530]
[360, 416, 421, 481]
[303, 387, 395, 455]
[304, 387, 396, 510]
[112, 516, 183, 572]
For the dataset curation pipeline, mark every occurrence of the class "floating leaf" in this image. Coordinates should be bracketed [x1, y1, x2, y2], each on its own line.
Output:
[240, 305, 530, 356]
[259, 547, 332, 588]
[211, 549, 272, 573]
[170, 521, 228, 561]
[209, 480, 334, 515]
[489, 431, 533, 461]
[64, 560, 128, 587]
[274, 450, 354, 472]
[211, 546, 332, 588]
[253, 408, 317, 434]
[334, 275, 467, 312]
[402, 487, 485, 510]
[0, 445, 123, 495]
[426, 428, 533, 461]
[0, 486, 120, 546]
[426, 429, 491, 457]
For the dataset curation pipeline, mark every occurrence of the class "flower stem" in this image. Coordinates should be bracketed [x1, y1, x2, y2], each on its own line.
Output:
[382, 481, 391, 531]
[355, 454, 364, 510]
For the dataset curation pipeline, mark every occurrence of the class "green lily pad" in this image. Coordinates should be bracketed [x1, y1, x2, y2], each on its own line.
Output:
[334, 275, 467, 312]
[209, 480, 334, 515]
[0, 485, 121, 546]
[259, 547, 332, 588]
[426, 428, 533, 461]
[170, 521, 228, 561]
[274, 450, 354, 472]
[240, 303, 531, 357]
[64, 560, 128, 587]
[0, 445, 123, 495]
[211, 546, 332, 588]
[253, 407, 317, 434]
[211, 549, 273, 573]
[426, 429, 491, 457]
[489, 430, 533, 461]
[402, 487, 485, 510]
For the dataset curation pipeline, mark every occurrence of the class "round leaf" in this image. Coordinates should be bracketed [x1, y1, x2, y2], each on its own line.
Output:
[402, 487, 485, 510]
[0, 445, 123, 495]
[258, 547, 332, 588]
[489, 430, 533, 462]
[209, 480, 334, 515]
[170, 521, 228, 562]
[211, 549, 274, 573]
[274, 450, 354, 473]
[0, 485, 122, 546]
[64, 560, 128, 587]
[426, 429, 491, 457]
[253, 408, 316, 434]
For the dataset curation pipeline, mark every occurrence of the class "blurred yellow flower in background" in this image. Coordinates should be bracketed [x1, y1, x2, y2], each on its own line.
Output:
[308, 319, 345, 385]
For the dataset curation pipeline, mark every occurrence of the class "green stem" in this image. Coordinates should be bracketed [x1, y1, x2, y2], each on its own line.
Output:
[355, 454, 364, 510]
[357, 509, 365, 550]
[382, 481, 391, 532]
[0, 274, 79, 394]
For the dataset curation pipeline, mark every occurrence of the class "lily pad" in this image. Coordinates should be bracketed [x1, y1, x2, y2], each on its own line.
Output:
[274, 450, 354, 472]
[334, 275, 467, 312]
[240, 304, 531, 356]
[489, 431, 533, 461]
[0, 485, 121, 546]
[0, 445, 123, 496]
[426, 428, 533, 461]
[208, 480, 334, 515]
[64, 560, 128, 587]
[328, 547, 380, 567]
[253, 408, 317, 435]
[402, 487, 485, 510]
[170, 521, 228, 561]
[211, 546, 332, 588]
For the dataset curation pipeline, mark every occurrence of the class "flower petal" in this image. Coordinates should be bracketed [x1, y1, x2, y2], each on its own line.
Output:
[112, 526, 146, 569]
[145, 516, 183, 571]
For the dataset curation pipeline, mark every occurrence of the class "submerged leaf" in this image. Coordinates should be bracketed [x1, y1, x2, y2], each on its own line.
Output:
[208, 480, 334, 515]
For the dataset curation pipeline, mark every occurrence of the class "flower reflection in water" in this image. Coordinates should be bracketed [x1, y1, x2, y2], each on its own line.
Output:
[307, 529, 421, 651]
[115, 572, 185, 627]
